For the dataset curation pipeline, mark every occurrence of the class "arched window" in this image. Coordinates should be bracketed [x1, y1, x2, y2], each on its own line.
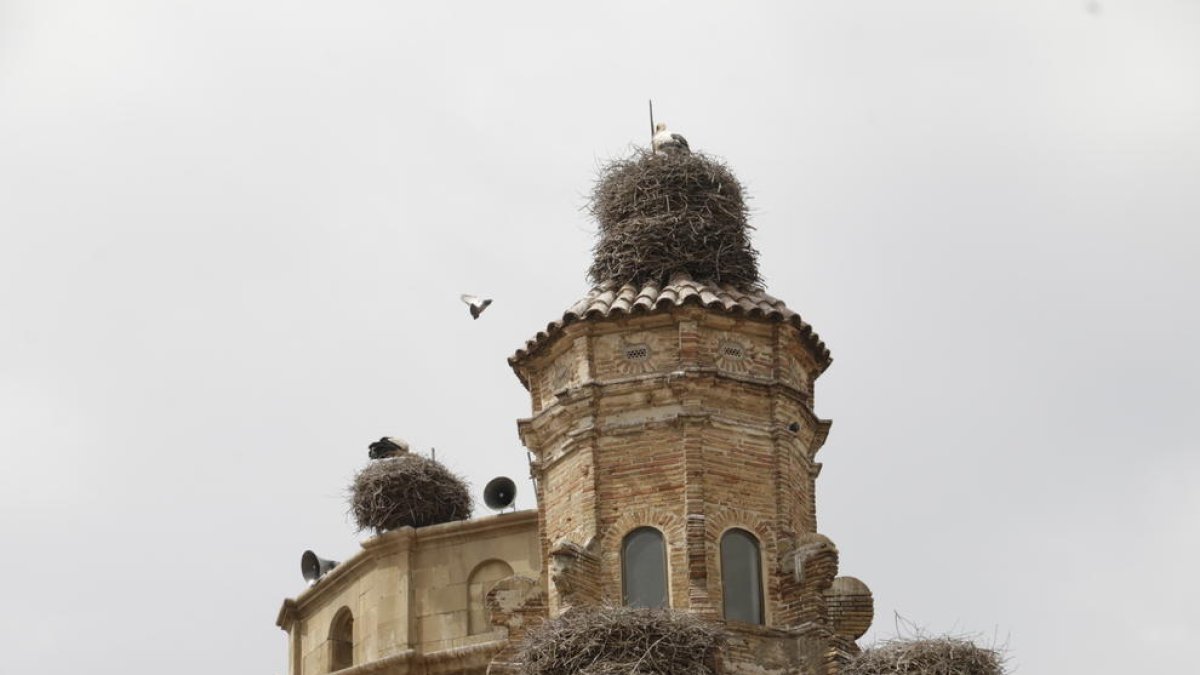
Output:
[721, 529, 764, 624]
[622, 527, 668, 608]
[468, 559, 514, 635]
[329, 607, 353, 672]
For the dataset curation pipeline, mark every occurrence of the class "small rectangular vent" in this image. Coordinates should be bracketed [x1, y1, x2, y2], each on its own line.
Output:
[624, 345, 650, 361]
[722, 343, 745, 359]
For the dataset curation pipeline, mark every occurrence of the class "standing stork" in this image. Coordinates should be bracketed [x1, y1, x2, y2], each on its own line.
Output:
[652, 122, 691, 155]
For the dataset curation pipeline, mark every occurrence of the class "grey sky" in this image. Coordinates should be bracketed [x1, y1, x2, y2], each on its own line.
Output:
[1, 1, 1197, 673]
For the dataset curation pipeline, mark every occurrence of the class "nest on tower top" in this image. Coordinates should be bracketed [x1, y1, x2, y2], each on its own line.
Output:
[348, 454, 472, 533]
[518, 606, 725, 675]
[588, 150, 760, 290]
[844, 636, 1006, 675]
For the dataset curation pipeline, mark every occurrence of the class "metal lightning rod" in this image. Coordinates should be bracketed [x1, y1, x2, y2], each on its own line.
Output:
[649, 99, 655, 149]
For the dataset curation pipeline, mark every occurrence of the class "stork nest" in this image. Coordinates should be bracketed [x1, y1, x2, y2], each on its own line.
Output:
[588, 151, 760, 290]
[844, 637, 1006, 675]
[348, 454, 471, 532]
[518, 606, 725, 675]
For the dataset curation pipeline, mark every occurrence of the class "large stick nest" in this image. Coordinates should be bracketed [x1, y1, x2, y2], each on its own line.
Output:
[844, 637, 1006, 675]
[518, 606, 725, 675]
[588, 151, 760, 290]
[348, 454, 472, 533]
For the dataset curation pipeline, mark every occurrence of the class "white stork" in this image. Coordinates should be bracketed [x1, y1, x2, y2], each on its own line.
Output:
[652, 122, 691, 155]
[368, 436, 408, 459]
[460, 293, 493, 319]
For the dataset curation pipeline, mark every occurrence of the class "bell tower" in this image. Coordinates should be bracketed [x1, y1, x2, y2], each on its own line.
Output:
[508, 146, 872, 673]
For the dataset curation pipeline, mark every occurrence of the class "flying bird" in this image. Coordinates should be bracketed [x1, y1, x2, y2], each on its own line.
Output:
[461, 294, 493, 319]
[652, 122, 690, 155]
[368, 436, 408, 459]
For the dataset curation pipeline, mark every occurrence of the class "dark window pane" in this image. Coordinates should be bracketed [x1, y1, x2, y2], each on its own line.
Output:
[622, 527, 668, 608]
[721, 529, 763, 624]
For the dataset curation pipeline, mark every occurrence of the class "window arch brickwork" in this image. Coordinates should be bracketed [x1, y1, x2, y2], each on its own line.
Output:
[707, 508, 774, 624]
[601, 508, 683, 607]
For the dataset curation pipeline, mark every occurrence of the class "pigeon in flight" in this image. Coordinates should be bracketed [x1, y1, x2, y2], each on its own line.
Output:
[461, 294, 493, 319]
[652, 122, 690, 155]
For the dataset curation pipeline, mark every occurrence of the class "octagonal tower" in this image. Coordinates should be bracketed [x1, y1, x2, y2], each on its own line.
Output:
[505, 148, 872, 674]
[510, 273, 832, 595]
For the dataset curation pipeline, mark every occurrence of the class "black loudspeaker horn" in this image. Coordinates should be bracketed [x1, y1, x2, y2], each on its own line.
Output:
[301, 550, 340, 585]
[483, 476, 517, 511]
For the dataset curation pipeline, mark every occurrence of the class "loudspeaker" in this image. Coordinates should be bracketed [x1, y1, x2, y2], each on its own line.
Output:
[301, 550, 340, 584]
[483, 476, 517, 511]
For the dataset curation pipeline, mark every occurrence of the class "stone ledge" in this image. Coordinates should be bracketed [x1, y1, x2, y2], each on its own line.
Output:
[279, 511, 538, 623]
[325, 639, 507, 675]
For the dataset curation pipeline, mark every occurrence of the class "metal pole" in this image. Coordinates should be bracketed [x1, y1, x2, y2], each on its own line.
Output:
[649, 99, 655, 148]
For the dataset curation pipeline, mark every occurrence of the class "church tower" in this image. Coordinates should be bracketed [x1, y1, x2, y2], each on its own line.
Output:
[507, 145, 872, 672]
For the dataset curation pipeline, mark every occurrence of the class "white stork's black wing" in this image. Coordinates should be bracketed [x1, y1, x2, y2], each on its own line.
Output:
[670, 133, 690, 151]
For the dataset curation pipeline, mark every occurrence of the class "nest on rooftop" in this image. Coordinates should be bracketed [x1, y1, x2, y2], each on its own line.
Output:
[348, 454, 471, 533]
[844, 636, 1006, 675]
[587, 150, 760, 290]
[518, 606, 725, 675]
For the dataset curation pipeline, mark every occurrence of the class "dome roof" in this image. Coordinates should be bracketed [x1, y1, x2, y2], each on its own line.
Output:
[510, 272, 830, 374]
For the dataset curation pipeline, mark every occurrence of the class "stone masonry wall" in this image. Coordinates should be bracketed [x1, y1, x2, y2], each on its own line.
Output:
[277, 512, 540, 675]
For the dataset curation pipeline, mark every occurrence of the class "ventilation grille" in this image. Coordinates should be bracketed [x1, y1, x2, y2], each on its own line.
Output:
[624, 345, 650, 361]
[721, 342, 746, 360]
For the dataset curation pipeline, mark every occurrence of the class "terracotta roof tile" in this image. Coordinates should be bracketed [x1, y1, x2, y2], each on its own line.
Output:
[510, 273, 831, 372]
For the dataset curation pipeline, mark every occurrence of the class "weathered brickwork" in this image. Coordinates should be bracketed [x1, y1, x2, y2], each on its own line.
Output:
[483, 576, 549, 675]
[508, 301, 869, 674]
[825, 576, 874, 642]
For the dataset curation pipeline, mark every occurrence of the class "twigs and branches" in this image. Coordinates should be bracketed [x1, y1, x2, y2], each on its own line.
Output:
[844, 614, 1008, 675]
[348, 454, 472, 533]
[518, 605, 725, 675]
[587, 150, 760, 290]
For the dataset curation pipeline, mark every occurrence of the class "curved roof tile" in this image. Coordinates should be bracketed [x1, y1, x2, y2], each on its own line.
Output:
[510, 273, 832, 373]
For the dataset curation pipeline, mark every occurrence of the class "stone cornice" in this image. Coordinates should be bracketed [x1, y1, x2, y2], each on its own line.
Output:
[422, 638, 508, 672]
[321, 639, 507, 675]
[411, 509, 537, 545]
[275, 598, 298, 630]
[518, 369, 821, 451]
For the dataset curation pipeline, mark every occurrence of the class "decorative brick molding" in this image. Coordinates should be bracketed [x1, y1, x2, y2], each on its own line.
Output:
[705, 509, 775, 547]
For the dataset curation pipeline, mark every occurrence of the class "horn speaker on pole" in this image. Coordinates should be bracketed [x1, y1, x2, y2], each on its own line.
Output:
[483, 476, 517, 511]
[301, 550, 340, 584]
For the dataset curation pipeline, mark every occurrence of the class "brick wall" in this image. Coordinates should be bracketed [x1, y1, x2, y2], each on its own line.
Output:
[514, 308, 836, 627]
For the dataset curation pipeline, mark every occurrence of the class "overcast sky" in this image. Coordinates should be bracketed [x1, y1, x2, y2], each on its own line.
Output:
[2, 2, 1198, 673]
